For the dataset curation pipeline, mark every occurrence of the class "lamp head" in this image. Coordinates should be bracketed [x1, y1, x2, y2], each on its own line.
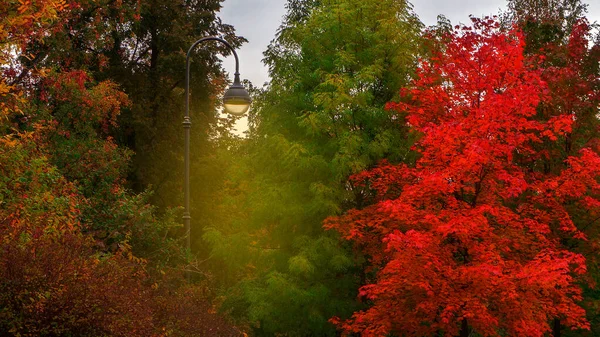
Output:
[223, 74, 251, 116]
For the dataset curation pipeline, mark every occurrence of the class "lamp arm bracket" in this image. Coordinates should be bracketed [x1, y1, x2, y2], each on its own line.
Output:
[186, 36, 240, 77]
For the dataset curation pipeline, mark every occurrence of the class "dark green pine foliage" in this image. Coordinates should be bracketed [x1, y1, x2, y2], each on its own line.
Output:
[503, 1, 600, 336]
[205, 0, 422, 335]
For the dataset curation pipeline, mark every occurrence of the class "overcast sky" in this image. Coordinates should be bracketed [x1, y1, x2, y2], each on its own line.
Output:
[218, 0, 600, 133]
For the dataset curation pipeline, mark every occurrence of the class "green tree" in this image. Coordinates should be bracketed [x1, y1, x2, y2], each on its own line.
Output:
[0, 97, 244, 337]
[205, 0, 422, 335]
[503, 0, 588, 52]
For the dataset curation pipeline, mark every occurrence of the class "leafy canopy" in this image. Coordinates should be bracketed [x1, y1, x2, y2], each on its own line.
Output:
[326, 17, 598, 337]
[206, 0, 422, 335]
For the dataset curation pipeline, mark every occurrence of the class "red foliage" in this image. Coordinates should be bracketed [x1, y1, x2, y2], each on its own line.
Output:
[326, 18, 598, 337]
[0, 136, 155, 336]
[0, 1, 243, 336]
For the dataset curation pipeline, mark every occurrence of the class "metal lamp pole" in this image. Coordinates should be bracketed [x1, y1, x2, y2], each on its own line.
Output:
[183, 37, 251, 259]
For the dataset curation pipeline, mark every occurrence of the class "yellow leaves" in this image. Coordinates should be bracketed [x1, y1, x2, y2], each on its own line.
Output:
[54, 0, 68, 12]
[1, 0, 68, 57]
[121, 240, 148, 265]
[1, 135, 20, 148]
[0, 82, 24, 122]
[0, 82, 12, 96]
[288, 255, 315, 276]
[15, 0, 66, 18]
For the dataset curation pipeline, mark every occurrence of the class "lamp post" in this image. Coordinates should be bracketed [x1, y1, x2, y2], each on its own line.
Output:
[183, 37, 251, 258]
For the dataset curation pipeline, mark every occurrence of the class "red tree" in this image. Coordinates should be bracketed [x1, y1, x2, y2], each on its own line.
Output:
[325, 17, 599, 337]
[532, 19, 600, 337]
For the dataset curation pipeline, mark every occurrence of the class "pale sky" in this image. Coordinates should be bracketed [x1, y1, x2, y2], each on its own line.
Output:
[218, 0, 600, 133]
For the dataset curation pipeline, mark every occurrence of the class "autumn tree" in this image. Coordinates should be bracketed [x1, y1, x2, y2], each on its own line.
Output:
[0, 2, 244, 335]
[326, 17, 598, 336]
[0, 0, 69, 127]
[9, 0, 246, 233]
[0, 119, 244, 336]
[541, 19, 600, 337]
[0, 69, 243, 337]
[503, 1, 600, 335]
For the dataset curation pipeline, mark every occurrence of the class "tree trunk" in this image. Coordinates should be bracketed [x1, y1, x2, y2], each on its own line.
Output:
[459, 319, 470, 337]
[553, 318, 561, 337]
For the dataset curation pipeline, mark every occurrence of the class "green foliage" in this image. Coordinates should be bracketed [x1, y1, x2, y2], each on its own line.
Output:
[207, 0, 422, 335]
[0, 136, 147, 336]
[24, 70, 178, 260]
[19, 0, 247, 226]
[0, 1, 246, 331]
[0, 133, 243, 336]
[221, 238, 360, 337]
[10, 0, 251, 261]
[502, 0, 589, 53]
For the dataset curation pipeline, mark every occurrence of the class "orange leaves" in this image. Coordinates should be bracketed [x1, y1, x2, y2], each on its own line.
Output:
[1, 0, 67, 132]
[16, 0, 66, 15]
[1, 0, 67, 55]
[42, 70, 130, 137]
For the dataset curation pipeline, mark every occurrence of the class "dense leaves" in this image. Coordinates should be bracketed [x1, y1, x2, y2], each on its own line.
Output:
[2, 0, 600, 336]
[0, 134, 246, 336]
[8, 0, 246, 220]
[326, 17, 599, 337]
[205, 0, 422, 335]
[503, 1, 600, 334]
[0, 0, 244, 335]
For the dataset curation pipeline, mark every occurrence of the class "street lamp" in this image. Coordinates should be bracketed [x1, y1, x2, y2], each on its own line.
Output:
[183, 37, 251, 258]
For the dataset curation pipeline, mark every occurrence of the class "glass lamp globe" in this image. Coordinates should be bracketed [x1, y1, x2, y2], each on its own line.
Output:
[223, 77, 251, 116]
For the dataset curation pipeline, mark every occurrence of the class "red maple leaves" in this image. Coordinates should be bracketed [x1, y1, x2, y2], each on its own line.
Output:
[326, 18, 599, 336]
